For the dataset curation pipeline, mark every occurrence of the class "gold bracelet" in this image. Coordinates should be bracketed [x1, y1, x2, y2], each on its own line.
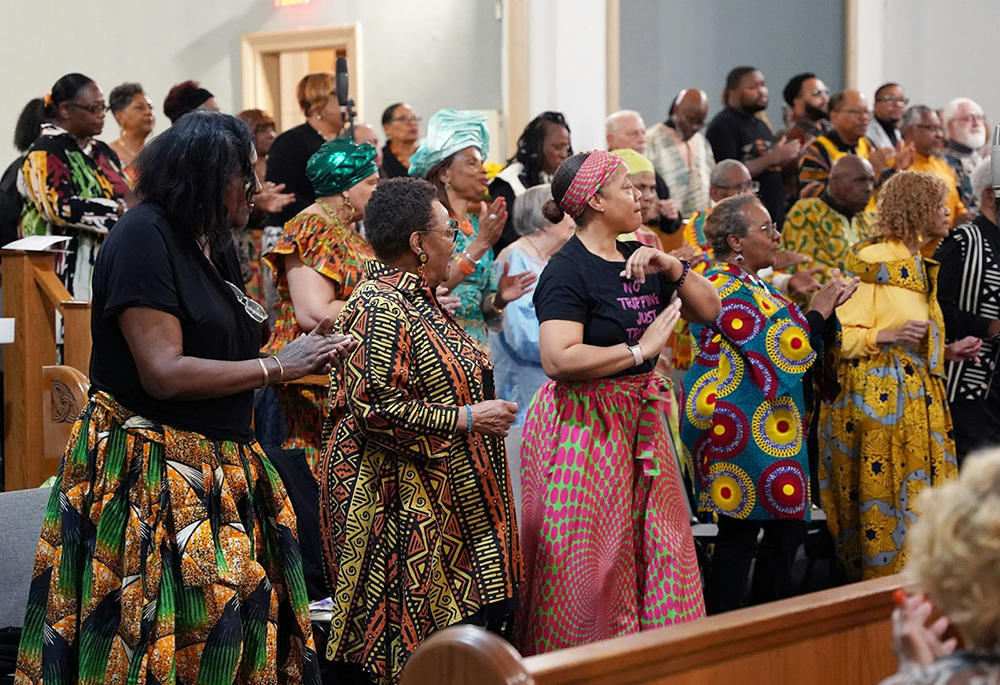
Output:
[272, 356, 285, 382]
[257, 357, 270, 387]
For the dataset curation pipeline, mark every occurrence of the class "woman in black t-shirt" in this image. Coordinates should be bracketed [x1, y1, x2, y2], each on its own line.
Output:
[515, 151, 721, 655]
[14, 112, 354, 685]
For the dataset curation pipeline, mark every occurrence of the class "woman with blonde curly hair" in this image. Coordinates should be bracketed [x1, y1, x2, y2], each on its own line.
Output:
[818, 170, 982, 581]
[879, 448, 1000, 684]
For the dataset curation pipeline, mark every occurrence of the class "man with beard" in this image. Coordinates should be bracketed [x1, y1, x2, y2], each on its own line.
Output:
[799, 90, 900, 199]
[646, 88, 715, 218]
[780, 73, 832, 202]
[705, 67, 801, 227]
[866, 82, 907, 149]
[942, 98, 988, 212]
[902, 105, 969, 254]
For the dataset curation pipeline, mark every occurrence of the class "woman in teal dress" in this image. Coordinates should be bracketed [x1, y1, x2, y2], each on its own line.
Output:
[408, 109, 536, 350]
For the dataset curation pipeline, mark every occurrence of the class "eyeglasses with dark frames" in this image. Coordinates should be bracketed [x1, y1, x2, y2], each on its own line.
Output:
[66, 101, 109, 115]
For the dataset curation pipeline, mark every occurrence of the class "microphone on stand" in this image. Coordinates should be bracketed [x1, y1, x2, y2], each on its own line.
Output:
[335, 56, 356, 142]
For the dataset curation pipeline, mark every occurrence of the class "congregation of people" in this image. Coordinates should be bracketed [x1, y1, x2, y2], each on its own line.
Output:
[3, 59, 999, 685]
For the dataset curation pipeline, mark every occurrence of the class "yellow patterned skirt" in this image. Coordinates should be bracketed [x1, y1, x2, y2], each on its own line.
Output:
[818, 348, 958, 580]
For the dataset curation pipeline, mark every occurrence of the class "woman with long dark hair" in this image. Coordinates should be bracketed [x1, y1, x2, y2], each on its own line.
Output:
[488, 111, 572, 254]
[13, 111, 354, 684]
[0, 98, 45, 245]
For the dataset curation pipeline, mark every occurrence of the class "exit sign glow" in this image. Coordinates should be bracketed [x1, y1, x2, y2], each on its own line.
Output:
[275, 0, 309, 6]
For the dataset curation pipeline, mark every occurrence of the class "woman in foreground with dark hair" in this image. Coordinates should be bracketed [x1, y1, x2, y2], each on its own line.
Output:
[14, 111, 354, 684]
[516, 150, 721, 655]
[19, 73, 129, 300]
[319, 176, 522, 684]
[488, 111, 572, 254]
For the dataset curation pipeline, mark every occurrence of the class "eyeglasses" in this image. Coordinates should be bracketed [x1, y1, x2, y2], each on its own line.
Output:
[758, 221, 779, 234]
[67, 101, 108, 115]
[876, 95, 909, 105]
[913, 124, 945, 134]
[392, 115, 422, 124]
[244, 175, 259, 204]
[956, 114, 986, 125]
[420, 218, 460, 243]
[839, 108, 871, 118]
[809, 88, 830, 97]
[225, 281, 267, 323]
[715, 181, 760, 193]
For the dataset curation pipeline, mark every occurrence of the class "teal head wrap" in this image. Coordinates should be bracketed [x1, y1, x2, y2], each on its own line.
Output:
[407, 109, 490, 179]
[307, 138, 379, 196]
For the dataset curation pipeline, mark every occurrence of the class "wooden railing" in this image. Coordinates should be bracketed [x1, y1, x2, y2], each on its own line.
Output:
[401, 575, 902, 685]
[3, 249, 92, 490]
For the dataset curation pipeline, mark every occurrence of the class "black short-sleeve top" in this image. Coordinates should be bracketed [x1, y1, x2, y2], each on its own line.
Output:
[532, 234, 676, 377]
[89, 202, 260, 441]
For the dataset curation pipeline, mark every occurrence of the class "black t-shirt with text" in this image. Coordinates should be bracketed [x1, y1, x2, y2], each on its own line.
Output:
[705, 106, 787, 227]
[533, 235, 676, 377]
[90, 202, 260, 441]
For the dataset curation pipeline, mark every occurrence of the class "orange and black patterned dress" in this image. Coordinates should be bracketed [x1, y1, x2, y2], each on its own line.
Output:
[318, 261, 523, 684]
[262, 211, 373, 471]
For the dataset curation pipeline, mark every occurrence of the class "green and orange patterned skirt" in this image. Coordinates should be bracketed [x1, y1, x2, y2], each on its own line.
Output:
[14, 392, 320, 685]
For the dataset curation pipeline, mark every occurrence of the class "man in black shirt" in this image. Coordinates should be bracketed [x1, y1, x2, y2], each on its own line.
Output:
[705, 66, 801, 228]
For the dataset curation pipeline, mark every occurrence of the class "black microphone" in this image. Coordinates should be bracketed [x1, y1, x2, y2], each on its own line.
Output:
[335, 56, 350, 107]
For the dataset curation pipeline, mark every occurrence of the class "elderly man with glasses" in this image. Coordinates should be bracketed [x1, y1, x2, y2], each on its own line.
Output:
[942, 97, 988, 212]
[798, 90, 904, 200]
[902, 105, 971, 254]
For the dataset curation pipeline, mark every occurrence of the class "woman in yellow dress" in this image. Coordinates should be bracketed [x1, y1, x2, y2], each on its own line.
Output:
[818, 170, 982, 580]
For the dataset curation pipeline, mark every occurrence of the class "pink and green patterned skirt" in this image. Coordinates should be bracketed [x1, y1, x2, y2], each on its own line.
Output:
[515, 372, 705, 656]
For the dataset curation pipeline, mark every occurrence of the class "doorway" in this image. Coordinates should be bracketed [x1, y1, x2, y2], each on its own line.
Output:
[241, 25, 362, 132]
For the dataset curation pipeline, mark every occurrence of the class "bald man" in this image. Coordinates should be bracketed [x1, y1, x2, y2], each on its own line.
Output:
[798, 90, 897, 199]
[783, 154, 878, 285]
[346, 122, 384, 169]
[645, 88, 715, 217]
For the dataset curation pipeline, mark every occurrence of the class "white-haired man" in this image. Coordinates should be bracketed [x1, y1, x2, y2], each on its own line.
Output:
[934, 158, 1000, 464]
[942, 97, 988, 212]
[606, 109, 681, 234]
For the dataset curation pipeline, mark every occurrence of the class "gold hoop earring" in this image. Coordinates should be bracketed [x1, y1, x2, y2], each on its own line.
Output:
[417, 252, 428, 279]
[340, 193, 356, 219]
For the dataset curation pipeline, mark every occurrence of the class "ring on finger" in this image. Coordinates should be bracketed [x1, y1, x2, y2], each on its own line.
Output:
[488, 213, 498, 220]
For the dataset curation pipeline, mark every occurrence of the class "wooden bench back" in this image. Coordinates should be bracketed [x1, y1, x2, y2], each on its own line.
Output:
[402, 575, 901, 685]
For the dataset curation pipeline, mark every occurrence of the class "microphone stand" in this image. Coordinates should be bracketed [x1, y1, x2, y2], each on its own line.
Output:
[344, 98, 357, 142]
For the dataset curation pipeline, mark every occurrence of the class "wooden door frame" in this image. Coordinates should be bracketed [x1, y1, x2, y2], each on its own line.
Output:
[241, 24, 363, 125]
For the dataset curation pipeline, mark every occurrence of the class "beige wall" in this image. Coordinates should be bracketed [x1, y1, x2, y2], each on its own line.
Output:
[0, 0, 502, 160]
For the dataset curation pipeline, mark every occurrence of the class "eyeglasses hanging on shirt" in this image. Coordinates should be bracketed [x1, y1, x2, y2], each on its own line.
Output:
[225, 280, 267, 323]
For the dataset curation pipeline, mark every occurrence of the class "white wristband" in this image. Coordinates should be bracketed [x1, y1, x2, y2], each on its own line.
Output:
[627, 342, 643, 366]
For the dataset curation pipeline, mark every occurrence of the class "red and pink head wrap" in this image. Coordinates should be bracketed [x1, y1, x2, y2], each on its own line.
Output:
[558, 150, 623, 219]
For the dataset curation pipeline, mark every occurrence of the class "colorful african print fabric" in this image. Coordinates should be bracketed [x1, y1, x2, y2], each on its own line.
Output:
[234, 227, 265, 305]
[668, 209, 714, 371]
[818, 238, 957, 580]
[682, 264, 816, 522]
[450, 214, 498, 351]
[782, 196, 877, 283]
[14, 391, 320, 685]
[318, 261, 522, 684]
[798, 132, 873, 200]
[262, 211, 373, 470]
[18, 124, 129, 301]
[516, 373, 705, 656]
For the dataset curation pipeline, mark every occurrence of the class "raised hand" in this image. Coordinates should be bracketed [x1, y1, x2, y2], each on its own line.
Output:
[787, 267, 824, 297]
[621, 246, 682, 284]
[772, 250, 812, 270]
[638, 299, 683, 359]
[474, 197, 508, 248]
[276, 317, 353, 379]
[496, 261, 538, 306]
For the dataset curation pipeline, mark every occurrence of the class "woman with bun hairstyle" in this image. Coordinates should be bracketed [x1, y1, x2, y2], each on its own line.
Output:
[516, 150, 721, 655]
[20, 73, 129, 300]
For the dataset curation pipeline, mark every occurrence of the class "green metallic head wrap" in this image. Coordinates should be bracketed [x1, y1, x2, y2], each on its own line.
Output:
[307, 138, 379, 197]
[407, 109, 490, 179]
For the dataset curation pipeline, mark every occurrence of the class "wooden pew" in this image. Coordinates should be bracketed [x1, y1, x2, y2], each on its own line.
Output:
[401, 575, 901, 685]
[3, 249, 92, 490]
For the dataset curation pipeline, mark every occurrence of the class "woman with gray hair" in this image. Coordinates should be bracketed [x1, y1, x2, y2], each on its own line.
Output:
[489, 183, 575, 425]
[681, 193, 856, 613]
